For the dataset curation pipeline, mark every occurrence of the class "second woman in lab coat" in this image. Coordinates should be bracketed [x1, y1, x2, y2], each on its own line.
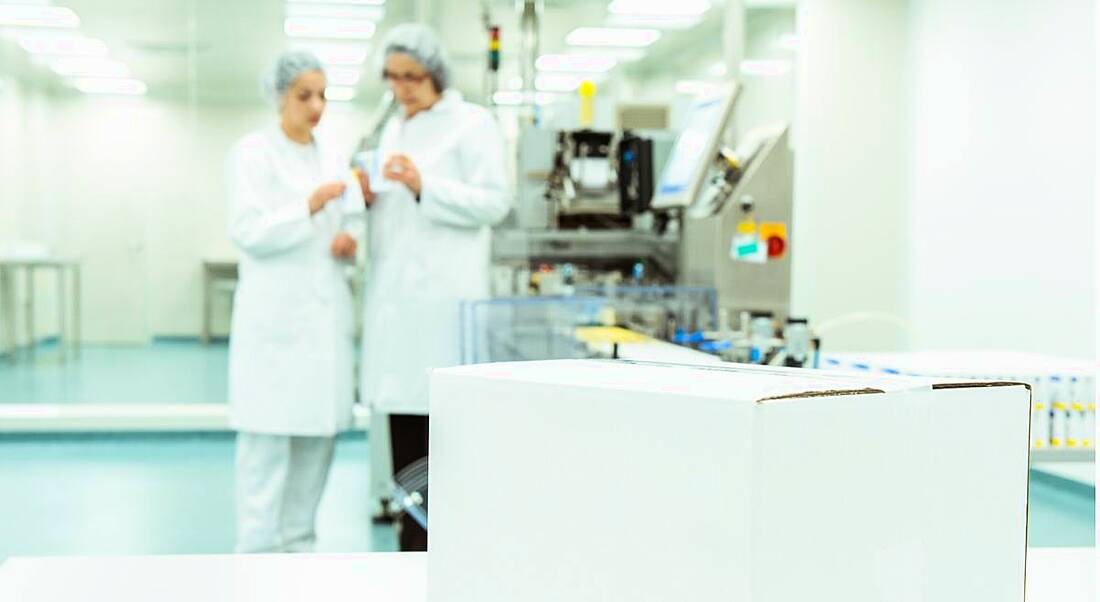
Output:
[359, 24, 511, 551]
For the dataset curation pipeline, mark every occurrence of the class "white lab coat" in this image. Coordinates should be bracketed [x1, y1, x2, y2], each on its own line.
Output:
[361, 90, 510, 415]
[227, 126, 358, 436]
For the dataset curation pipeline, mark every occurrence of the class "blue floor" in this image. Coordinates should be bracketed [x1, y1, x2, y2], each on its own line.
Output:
[0, 433, 396, 561]
[0, 340, 230, 404]
[0, 433, 1091, 562]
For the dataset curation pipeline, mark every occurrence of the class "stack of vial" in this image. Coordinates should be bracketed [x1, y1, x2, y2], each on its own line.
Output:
[1031, 374, 1095, 450]
[821, 351, 1095, 451]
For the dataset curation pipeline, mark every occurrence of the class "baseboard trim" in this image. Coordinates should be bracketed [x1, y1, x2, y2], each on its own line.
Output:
[0, 403, 371, 433]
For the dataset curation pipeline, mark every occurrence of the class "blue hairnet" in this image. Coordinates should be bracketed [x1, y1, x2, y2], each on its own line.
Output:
[379, 24, 451, 91]
[262, 50, 325, 105]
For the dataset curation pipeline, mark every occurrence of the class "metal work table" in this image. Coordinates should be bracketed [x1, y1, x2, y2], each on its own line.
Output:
[0, 258, 81, 362]
[201, 258, 239, 344]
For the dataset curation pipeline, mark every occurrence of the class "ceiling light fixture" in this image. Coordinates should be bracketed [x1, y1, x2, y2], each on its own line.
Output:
[285, 3, 384, 21]
[325, 86, 356, 101]
[284, 17, 376, 40]
[16, 32, 108, 56]
[288, 0, 384, 5]
[72, 77, 147, 95]
[324, 66, 361, 86]
[292, 42, 369, 66]
[492, 90, 554, 106]
[607, 0, 710, 17]
[565, 27, 660, 48]
[0, 5, 80, 28]
[535, 72, 605, 93]
[535, 54, 617, 73]
[50, 57, 130, 78]
[739, 59, 792, 76]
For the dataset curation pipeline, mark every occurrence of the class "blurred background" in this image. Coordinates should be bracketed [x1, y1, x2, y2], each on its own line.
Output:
[0, 0, 1094, 560]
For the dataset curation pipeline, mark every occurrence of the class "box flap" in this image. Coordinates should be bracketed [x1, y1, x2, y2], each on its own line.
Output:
[931, 381, 1032, 391]
[434, 359, 996, 403]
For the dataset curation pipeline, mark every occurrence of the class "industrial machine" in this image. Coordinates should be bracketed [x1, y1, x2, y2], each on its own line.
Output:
[658, 82, 795, 323]
[493, 124, 679, 289]
[494, 80, 796, 332]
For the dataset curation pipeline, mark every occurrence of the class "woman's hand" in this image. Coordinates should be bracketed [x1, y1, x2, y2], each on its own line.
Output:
[383, 154, 422, 197]
[309, 181, 346, 215]
[330, 232, 357, 260]
[356, 169, 376, 207]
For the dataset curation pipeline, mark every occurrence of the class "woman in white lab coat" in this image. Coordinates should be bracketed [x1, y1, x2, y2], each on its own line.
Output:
[227, 51, 366, 553]
[359, 24, 511, 551]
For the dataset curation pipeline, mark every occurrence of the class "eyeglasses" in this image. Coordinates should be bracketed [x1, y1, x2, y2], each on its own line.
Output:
[382, 70, 429, 85]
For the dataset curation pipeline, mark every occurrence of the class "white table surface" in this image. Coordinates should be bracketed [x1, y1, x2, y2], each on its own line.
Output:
[0, 552, 425, 602]
[0, 548, 1092, 601]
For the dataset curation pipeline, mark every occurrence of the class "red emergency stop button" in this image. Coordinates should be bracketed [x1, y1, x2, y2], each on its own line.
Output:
[767, 236, 786, 258]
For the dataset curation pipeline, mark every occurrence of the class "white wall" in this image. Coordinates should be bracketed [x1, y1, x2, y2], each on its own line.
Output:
[794, 0, 1095, 357]
[792, 0, 913, 351]
[0, 79, 370, 345]
[907, 0, 1095, 357]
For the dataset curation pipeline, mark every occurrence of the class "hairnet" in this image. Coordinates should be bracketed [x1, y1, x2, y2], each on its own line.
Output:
[262, 50, 325, 106]
[379, 24, 451, 92]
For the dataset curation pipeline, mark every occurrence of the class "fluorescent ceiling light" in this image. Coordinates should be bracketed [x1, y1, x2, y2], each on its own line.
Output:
[535, 72, 604, 93]
[605, 15, 702, 30]
[16, 32, 108, 56]
[286, 3, 384, 20]
[740, 59, 791, 76]
[565, 27, 660, 48]
[324, 66, 360, 86]
[325, 86, 356, 101]
[607, 0, 710, 17]
[492, 90, 554, 106]
[288, 0, 385, 4]
[674, 79, 718, 96]
[50, 57, 130, 78]
[568, 47, 645, 62]
[284, 17, 376, 40]
[0, 5, 80, 28]
[72, 78, 147, 95]
[292, 42, 369, 65]
[535, 54, 616, 73]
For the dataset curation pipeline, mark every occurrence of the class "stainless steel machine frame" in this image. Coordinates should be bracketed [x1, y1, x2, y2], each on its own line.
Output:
[678, 128, 794, 323]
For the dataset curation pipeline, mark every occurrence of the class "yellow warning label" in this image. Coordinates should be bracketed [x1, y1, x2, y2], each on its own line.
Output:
[759, 222, 788, 240]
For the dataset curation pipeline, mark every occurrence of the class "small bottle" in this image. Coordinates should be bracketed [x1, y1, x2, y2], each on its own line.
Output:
[1031, 377, 1050, 449]
[718, 308, 732, 336]
[749, 313, 774, 364]
[1049, 376, 1068, 447]
[561, 263, 576, 296]
[1083, 377, 1096, 449]
[1050, 402, 1068, 447]
[783, 318, 811, 368]
[1067, 401, 1085, 448]
[1085, 402, 1096, 449]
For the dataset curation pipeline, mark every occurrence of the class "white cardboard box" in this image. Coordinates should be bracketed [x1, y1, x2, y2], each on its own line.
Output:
[428, 360, 1031, 602]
